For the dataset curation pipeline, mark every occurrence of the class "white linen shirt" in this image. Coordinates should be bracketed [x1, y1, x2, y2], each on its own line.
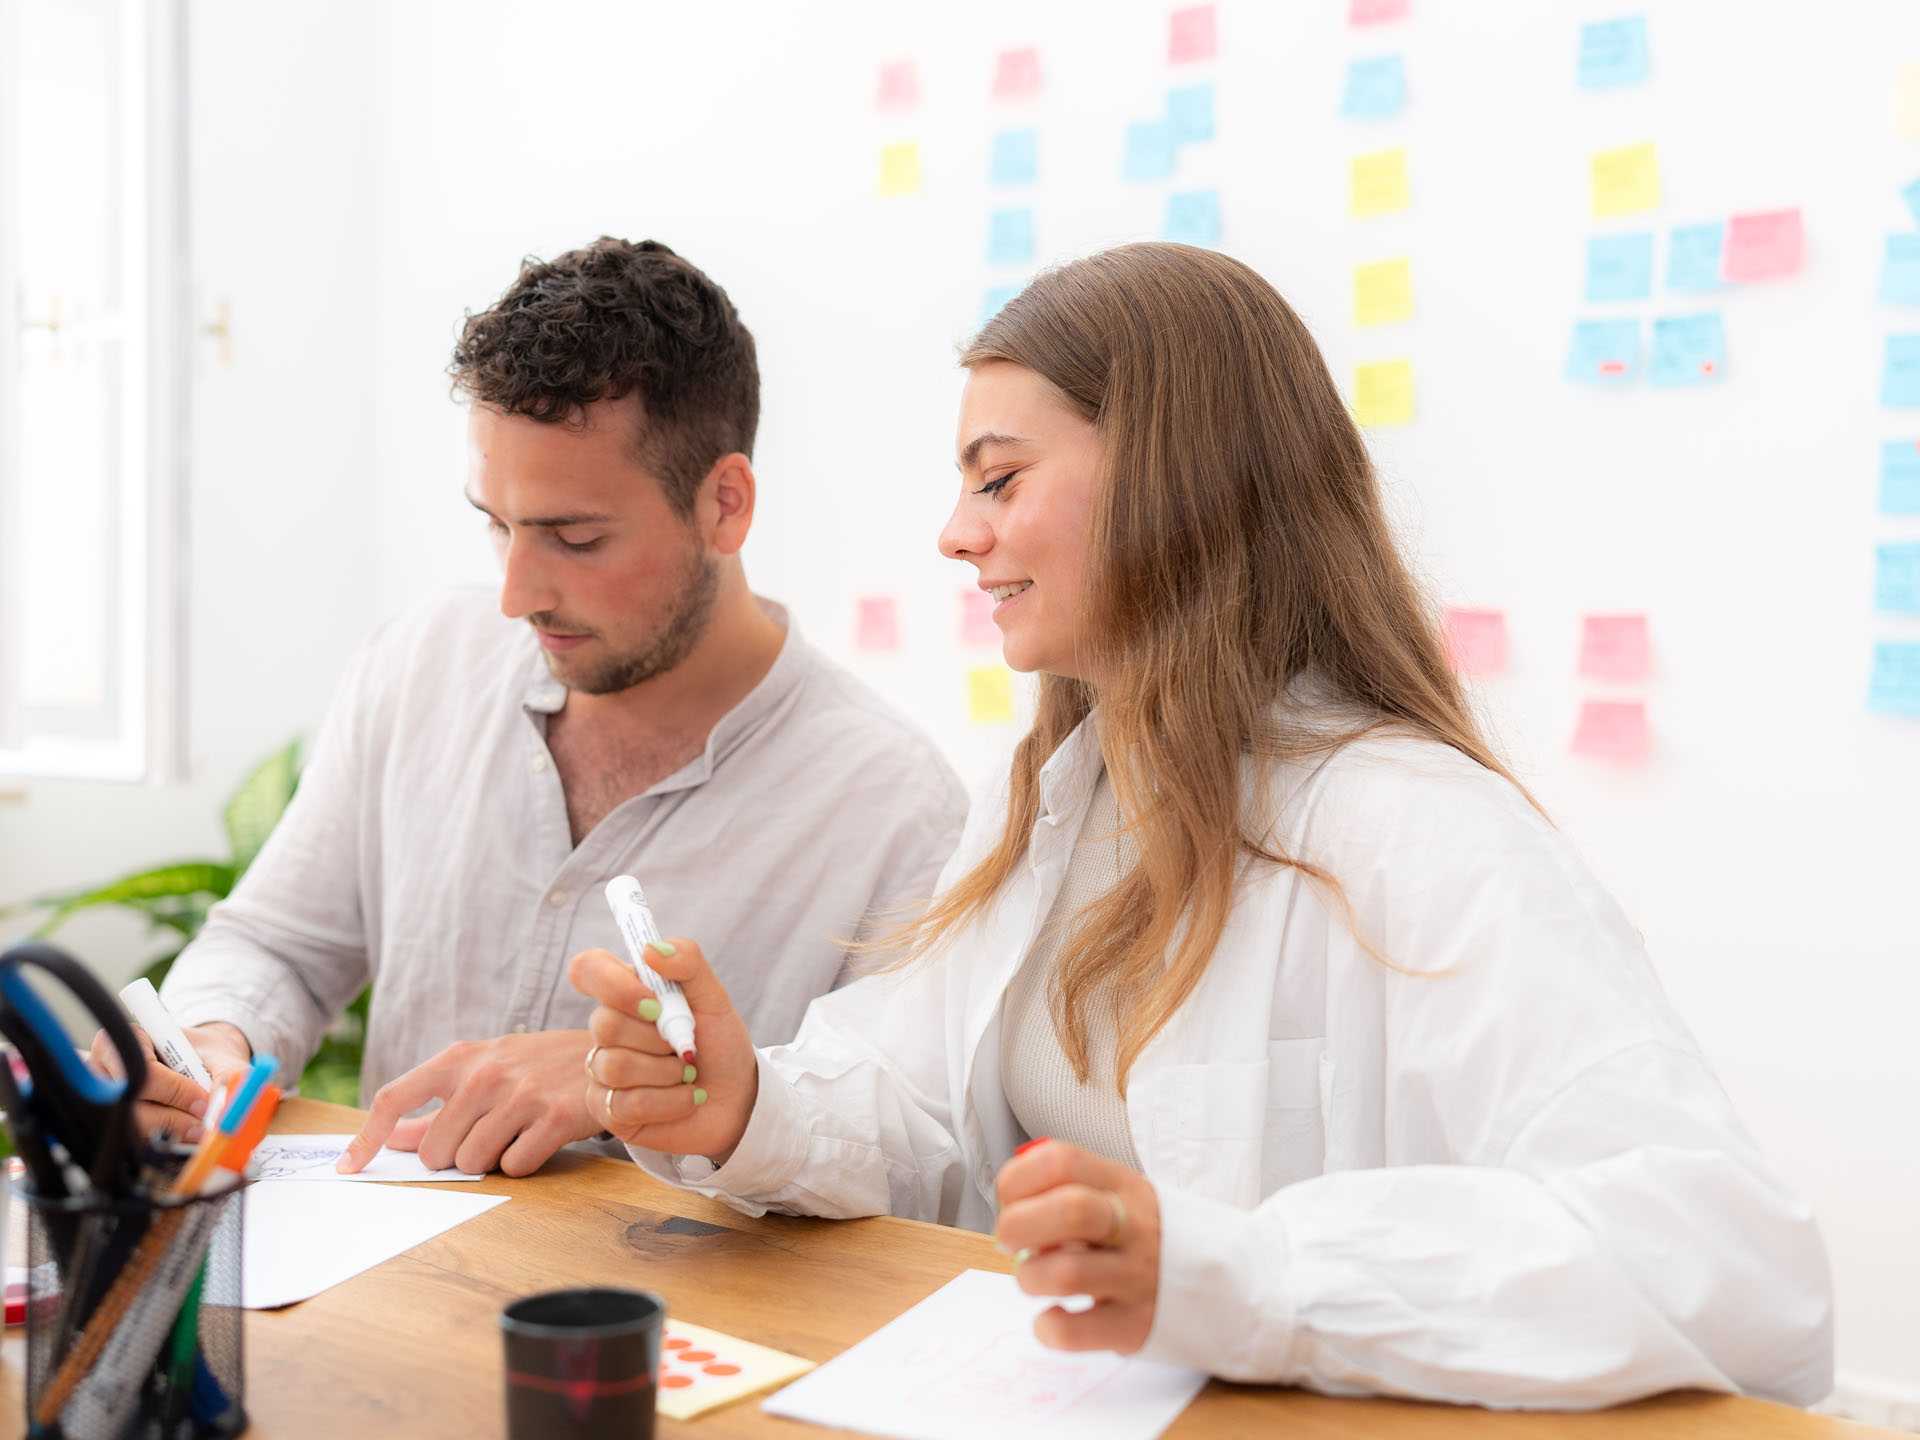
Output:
[631, 713, 1834, 1410]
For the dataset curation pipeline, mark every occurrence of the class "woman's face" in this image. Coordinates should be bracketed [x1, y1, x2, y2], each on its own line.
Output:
[941, 361, 1105, 680]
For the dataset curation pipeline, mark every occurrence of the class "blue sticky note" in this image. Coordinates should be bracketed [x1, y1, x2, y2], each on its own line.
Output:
[990, 129, 1038, 188]
[1883, 335, 1920, 406]
[1163, 189, 1222, 247]
[1578, 16, 1650, 89]
[1868, 641, 1920, 715]
[1876, 542, 1920, 613]
[1564, 319, 1640, 383]
[1882, 440, 1920, 514]
[987, 208, 1035, 267]
[1340, 56, 1406, 119]
[1123, 119, 1176, 182]
[1585, 232, 1655, 302]
[980, 283, 1021, 326]
[1904, 178, 1920, 229]
[1666, 222, 1724, 294]
[1882, 234, 1920, 305]
[1649, 312, 1727, 387]
[1168, 83, 1215, 144]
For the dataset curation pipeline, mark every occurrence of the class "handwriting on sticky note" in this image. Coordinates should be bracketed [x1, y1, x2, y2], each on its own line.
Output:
[1666, 222, 1724, 293]
[1353, 359, 1414, 427]
[1571, 699, 1651, 764]
[1578, 16, 1649, 90]
[1883, 234, 1920, 305]
[1565, 319, 1640, 384]
[1123, 119, 1175, 182]
[1167, 82, 1215, 144]
[1883, 439, 1920, 515]
[959, 588, 998, 646]
[1649, 312, 1726, 387]
[990, 129, 1038, 188]
[1876, 543, 1920, 614]
[1883, 335, 1920, 407]
[1169, 4, 1217, 63]
[1723, 208, 1804, 283]
[876, 60, 919, 112]
[1578, 614, 1651, 683]
[1350, 148, 1410, 217]
[968, 666, 1015, 725]
[1868, 642, 1920, 715]
[1163, 189, 1222, 247]
[1443, 608, 1508, 676]
[992, 47, 1043, 100]
[1585, 232, 1654, 303]
[988, 208, 1035, 266]
[854, 597, 901, 652]
[1341, 55, 1406, 120]
[1350, 0, 1409, 25]
[878, 142, 922, 198]
[1591, 142, 1659, 218]
[1353, 258, 1413, 326]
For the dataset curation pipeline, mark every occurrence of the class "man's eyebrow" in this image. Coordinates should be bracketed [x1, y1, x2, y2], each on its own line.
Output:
[957, 431, 1032, 471]
[462, 491, 615, 527]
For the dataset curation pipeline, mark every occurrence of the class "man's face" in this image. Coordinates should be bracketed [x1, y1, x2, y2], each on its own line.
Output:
[466, 399, 718, 695]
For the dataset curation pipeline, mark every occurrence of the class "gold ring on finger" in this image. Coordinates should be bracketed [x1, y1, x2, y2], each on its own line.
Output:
[584, 1045, 601, 1081]
[1104, 1192, 1127, 1247]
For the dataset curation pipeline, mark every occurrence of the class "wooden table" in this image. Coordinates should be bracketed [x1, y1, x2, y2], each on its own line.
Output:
[1, 1098, 1897, 1438]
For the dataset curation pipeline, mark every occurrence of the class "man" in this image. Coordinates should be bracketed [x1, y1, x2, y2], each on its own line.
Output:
[115, 237, 966, 1175]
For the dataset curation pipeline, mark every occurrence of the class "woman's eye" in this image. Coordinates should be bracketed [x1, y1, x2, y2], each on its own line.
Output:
[975, 471, 1018, 497]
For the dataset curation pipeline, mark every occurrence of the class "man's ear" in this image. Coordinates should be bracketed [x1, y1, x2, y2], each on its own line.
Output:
[699, 453, 757, 556]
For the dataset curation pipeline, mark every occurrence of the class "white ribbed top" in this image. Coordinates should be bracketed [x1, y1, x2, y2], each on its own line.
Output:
[999, 770, 1142, 1168]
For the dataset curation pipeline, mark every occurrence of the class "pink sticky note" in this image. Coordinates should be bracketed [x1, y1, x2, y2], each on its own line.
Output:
[854, 597, 900, 653]
[875, 59, 920, 112]
[1168, 5, 1217, 64]
[1350, 0, 1410, 25]
[1578, 613, 1651, 683]
[958, 588, 999, 647]
[992, 47, 1042, 99]
[1722, 208, 1804, 283]
[1443, 607, 1509, 676]
[1570, 699, 1651, 764]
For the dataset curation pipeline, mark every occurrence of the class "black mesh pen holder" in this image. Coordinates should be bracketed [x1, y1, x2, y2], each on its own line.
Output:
[18, 1168, 247, 1440]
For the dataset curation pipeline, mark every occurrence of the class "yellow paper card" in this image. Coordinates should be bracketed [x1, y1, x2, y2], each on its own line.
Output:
[1349, 148, 1410, 218]
[1353, 258, 1413, 327]
[1899, 64, 1920, 140]
[1353, 359, 1415, 427]
[878, 141, 922, 197]
[967, 665, 1014, 725]
[1589, 142, 1659, 217]
[657, 1318, 814, 1421]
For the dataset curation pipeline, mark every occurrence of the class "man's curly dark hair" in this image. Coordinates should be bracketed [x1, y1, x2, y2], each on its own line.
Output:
[449, 237, 759, 519]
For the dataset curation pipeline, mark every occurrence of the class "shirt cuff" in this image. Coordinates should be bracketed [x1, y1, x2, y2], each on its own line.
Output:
[1139, 1185, 1299, 1382]
[625, 1050, 810, 1212]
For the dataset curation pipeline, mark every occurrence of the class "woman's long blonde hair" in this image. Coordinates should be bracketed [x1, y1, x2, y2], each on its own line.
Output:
[892, 243, 1530, 1092]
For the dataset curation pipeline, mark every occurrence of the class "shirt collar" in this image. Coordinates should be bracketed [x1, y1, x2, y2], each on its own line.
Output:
[1038, 709, 1103, 824]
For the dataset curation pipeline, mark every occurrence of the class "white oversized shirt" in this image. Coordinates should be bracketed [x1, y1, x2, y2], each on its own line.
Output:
[632, 711, 1834, 1409]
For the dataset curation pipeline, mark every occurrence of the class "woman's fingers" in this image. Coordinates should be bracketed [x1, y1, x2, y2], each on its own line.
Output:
[1033, 1300, 1153, 1355]
[601, 1079, 699, 1132]
[588, 1004, 671, 1054]
[997, 1183, 1125, 1254]
[1012, 1245, 1146, 1305]
[588, 1047, 693, 1089]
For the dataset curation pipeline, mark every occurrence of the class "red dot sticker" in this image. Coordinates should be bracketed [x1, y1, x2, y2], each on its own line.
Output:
[703, 1363, 741, 1376]
[663, 1337, 691, 1350]
[661, 1374, 693, 1389]
[679, 1351, 716, 1363]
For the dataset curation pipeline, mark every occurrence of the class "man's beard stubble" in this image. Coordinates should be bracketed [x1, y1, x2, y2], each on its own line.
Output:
[538, 547, 722, 696]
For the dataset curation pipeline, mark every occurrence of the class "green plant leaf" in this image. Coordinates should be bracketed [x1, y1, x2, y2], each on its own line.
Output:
[224, 739, 302, 877]
[29, 862, 237, 938]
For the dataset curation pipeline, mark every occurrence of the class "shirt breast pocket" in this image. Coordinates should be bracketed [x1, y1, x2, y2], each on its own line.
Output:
[1262, 1036, 1328, 1193]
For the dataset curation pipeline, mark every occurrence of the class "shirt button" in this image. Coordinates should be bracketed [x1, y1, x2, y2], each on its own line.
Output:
[547, 890, 569, 908]
[530, 753, 549, 774]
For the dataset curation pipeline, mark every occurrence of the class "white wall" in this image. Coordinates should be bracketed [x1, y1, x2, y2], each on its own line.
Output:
[1, 0, 1913, 1407]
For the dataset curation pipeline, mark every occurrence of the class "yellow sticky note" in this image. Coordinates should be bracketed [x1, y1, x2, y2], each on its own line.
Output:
[1353, 258, 1413, 327]
[1589, 142, 1659, 217]
[1349, 148, 1409, 218]
[1353, 359, 1414, 427]
[1899, 64, 1920, 140]
[878, 141, 922, 197]
[967, 665, 1014, 725]
[656, 1318, 814, 1420]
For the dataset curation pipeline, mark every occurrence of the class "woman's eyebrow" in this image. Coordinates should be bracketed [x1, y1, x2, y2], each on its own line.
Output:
[957, 431, 1032, 470]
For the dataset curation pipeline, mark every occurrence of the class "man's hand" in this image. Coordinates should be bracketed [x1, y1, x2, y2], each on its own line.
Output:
[568, 938, 757, 1164]
[88, 1020, 253, 1145]
[337, 1030, 602, 1178]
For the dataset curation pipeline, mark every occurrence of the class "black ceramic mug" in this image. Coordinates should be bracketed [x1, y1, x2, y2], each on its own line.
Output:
[500, 1286, 665, 1439]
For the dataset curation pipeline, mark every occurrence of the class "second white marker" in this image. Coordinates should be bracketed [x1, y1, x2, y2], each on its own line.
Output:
[604, 875, 698, 1065]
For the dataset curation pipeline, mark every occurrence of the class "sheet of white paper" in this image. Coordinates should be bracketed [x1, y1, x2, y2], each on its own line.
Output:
[241, 1179, 507, 1308]
[249, 1134, 487, 1182]
[760, 1269, 1207, 1440]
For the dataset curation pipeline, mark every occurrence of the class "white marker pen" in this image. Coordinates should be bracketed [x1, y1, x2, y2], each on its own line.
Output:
[604, 876, 698, 1064]
[119, 977, 215, 1089]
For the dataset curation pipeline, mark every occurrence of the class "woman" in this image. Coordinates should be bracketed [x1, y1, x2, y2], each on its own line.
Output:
[568, 244, 1832, 1408]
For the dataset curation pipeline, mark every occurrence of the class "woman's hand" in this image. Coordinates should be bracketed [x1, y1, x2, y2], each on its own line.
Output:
[567, 938, 757, 1164]
[995, 1138, 1163, 1354]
